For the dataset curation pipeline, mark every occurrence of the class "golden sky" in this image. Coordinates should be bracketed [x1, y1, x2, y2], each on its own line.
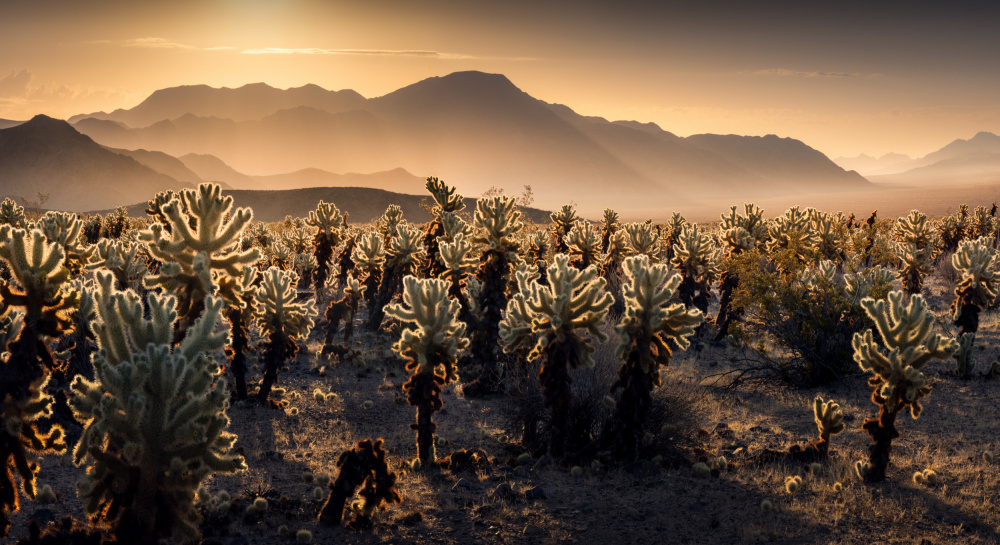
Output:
[2, 0, 998, 158]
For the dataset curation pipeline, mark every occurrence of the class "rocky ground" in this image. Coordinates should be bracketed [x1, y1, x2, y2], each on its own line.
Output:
[9, 262, 1000, 545]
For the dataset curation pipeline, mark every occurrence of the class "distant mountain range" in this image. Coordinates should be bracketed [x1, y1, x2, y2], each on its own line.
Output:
[836, 132, 1000, 186]
[64, 71, 870, 214]
[0, 115, 190, 211]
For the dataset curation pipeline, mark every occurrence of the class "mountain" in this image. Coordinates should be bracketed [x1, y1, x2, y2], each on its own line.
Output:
[69, 82, 366, 128]
[105, 147, 210, 186]
[0, 115, 190, 211]
[867, 132, 1000, 187]
[252, 167, 426, 194]
[178, 153, 262, 190]
[100, 186, 552, 225]
[0, 119, 23, 130]
[832, 153, 913, 175]
[70, 71, 871, 215]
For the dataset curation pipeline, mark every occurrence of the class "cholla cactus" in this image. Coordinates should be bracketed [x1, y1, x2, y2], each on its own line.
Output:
[93, 238, 148, 290]
[377, 205, 404, 243]
[306, 201, 344, 295]
[319, 439, 401, 527]
[332, 235, 357, 296]
[599, 209, 620, 254]
[0, 229, 76, 536]
[82, 214, 103, 244]
[605, 255, 703, 460]
[720, 204, 767, 246]
[566, 220, 601, 269]
[600, 230, 629, 317]
[767, 206, 819, 264]
[139, 184, 260, 340]
[293, 252, 318, 288]
[225, 266, 259, 399]
[36, 211, 95, 276]
[716, 205, 766, 341]
[811, 210, 847, 264]
[254, 267, 317, 401]
[440, 211, 473, 242]
[896, 242, 934, 295]
[366, 224, 425, 330]
[465, 196, 522, 395]
[0, 198, 26, 228]
[386, 277, 469, 464]
[439, 233, 479, 317]
[623, 222, 660, 258]
[670, 224, 721, 314]
[549, 204, 578, 253]
[526, 230, 549, 281]
[845, 265, 894, 302]
[268, 240, 293, 270]
[421, 177, 465, 279]
[938, 204, 970, 253]
[103, 206, 130, 240]
[321, 275, 364, 358]
[352, 231, 385, 313]
[950, 236, 998, 336]
[662, 212, 687, 261]
[968, 206, 993, 239]
[811, 396, 844, 456]
[853, 291, 958, 482]
[952, 332, 975, 379]
[285, 225, 314, 254]
[500, 254, 613, 458]
[895, 210, 937, 249]
[70, 272, 244, 543]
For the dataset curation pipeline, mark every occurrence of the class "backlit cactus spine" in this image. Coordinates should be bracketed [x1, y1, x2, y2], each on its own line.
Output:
[36, 211, 95, 277]
[600, 230, 628, 317]
[715, 204, 764, 341]
[566, 220, 601, 270]
[622, 221, 660, 258]
[385, 277, 469, 465]
[599, 209, 620, 254]
[139, 183, 260, 341]
[306, 201, 344, 295]
[93, 239, 149, 291]
[254, 267, 317, 401]
[853, 291, 958, 482]
[950, 236, 998, 337]
[464, 196, 522, 395]
[321, 275, 364, 358]
[811, 396, 845, 457]
[661, 212, 687, 261]
[605, 255, 703, 460]
[70, 272, 244, 543]
[0, 228, 75, 537]
[438, 232, 479, 321]
[500, 254, 613, 458]
[894, 210, 936, 295]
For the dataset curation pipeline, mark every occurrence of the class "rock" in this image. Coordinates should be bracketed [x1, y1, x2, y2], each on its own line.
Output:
[524, 486, 547, 500]
[523, 524, 545, 537]
[452, 478, 479, 491]
[491, 482, 518, 502]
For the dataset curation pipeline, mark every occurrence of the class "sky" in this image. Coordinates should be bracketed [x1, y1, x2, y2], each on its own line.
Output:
[2, 0, 999, 159]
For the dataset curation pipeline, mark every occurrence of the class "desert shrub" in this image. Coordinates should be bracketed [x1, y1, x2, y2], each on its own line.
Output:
[721, 249, 889, 387]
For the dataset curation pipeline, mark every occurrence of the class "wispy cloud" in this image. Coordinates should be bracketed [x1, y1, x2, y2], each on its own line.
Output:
[241, 47, 474, 59]
[87, 38, 235, 51]
[750, 68, 877, 78]
[0, 69, 33, 98]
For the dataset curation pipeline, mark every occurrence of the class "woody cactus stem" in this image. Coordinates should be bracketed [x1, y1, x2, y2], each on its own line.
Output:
[385, 277, 469, 465]
[366, 225, 424, 330]
[950, 236, 998, 336]
[605, 255, 702, 461]
[421, 177, 465, 279]
[322, 276, 363, 357]
[226, 267, 258, 400]
[334, 236, 357, 294]
[319, 439, 401, 527]
[853, 291, 957, 482]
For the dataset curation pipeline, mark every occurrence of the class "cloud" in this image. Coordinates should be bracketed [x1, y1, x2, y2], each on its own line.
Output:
[0, 69, 33, 98]
[87, 38, 235, 51]
[241, 47, 474, 59]
[750, 68, 876, 78]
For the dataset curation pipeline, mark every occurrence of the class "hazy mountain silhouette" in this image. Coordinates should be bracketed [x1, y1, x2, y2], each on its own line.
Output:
[0, 115, 190, 211]
[69, 83, 366, 128]
[0, 119, 23, 130]
[101, 186, 551, 225]
[178, 153, 262, 190]
[70, 71, 870, 214]
[832, 153, 913, 176]
[867, 132, 1000, 186]
[252, 167, 425, 194]
[105, 147, 213, 186]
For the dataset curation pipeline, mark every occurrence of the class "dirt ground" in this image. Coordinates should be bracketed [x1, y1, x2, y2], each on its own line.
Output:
[10, 260, 1000, 545]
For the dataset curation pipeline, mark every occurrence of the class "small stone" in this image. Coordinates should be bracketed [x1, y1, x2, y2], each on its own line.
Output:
[523, 524, 544, 537]
[491, 482, 517, 502]
[524, 486, 546, 500]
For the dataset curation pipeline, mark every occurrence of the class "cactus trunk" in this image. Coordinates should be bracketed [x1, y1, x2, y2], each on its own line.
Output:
[714, 270, 740, 341]
[226, 307, 250, 400]
[256, 329, 298, 402]
[861, 393, 901, 483]
[539, 341, 577, 459]
[464, 249, 507, 396]
[607, 349, 653, 461]
[404, 372, 442, 465]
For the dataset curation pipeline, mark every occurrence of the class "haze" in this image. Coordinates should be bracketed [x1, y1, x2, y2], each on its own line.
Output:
[3, 0, 1000, 159]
